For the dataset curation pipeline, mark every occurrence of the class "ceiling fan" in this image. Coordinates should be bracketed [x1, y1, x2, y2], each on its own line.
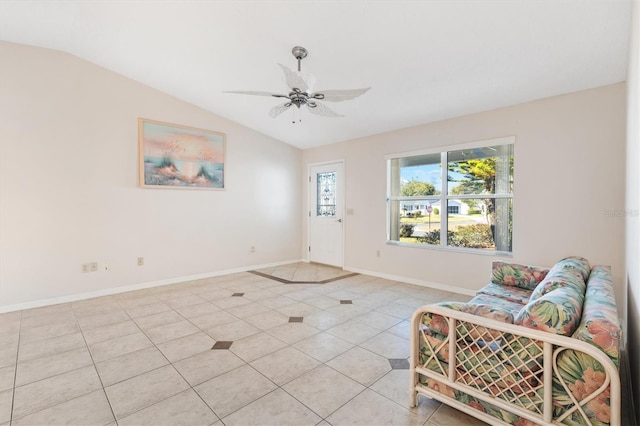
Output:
[224, 46, 370, 121]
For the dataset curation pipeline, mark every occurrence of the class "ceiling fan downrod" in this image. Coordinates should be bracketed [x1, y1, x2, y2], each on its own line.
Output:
[291, 46, 308, 72]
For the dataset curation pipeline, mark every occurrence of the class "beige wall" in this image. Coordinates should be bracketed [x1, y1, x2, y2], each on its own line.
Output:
[0, 42, 303, 310]
[625, 0, 640, 420]
[303, 83, 627, 304]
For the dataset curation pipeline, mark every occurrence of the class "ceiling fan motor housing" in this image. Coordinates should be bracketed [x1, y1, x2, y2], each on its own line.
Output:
[292, 46, 308, 60]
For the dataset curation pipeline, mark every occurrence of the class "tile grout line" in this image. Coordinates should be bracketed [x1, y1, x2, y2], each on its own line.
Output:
[10, 309, 115, 423]
[248, 269, 359, 285]
[9, 309, 23, 425]
[72, 307, 120, 425]
[111, 294, 220, 423]
[4, 269, 463, 425]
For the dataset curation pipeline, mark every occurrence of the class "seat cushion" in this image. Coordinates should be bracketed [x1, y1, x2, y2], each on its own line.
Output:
[476, 282, 532, 305]
[467, 294, 525, 320]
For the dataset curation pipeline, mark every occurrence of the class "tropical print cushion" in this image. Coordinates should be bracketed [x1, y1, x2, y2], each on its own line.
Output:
[553, 350, 613, 425]
[491, 261, 550, 290]
[420, 300, 518, 336]
[529, 268, 586, 301]
[420, 302, 468, 335]
[476, 282, 533, 304]
[515, 285, 584, 336]
[572, 266, 621, 367]
[467, 294, 525, 320]
[551, 256, 591, 281]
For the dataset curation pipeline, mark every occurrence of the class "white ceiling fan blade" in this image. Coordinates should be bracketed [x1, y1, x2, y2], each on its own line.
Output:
[310, 87, 371, 102]
[278, 64, 308, 92]
[223, 90, 288, 98]
[306, 101, 343, 118]
[269, 103, 292, 118]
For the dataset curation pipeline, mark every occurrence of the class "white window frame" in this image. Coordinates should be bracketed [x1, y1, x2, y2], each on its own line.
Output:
[386, 136, 515, 256]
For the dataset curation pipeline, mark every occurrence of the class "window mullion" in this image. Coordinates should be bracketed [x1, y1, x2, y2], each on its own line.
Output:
[440, 151, 448, 247]
[494, 144, 513, 251]
[388, 159, 400, 241]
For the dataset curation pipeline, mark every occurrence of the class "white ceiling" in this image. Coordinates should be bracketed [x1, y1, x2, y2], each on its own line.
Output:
[0, 1, 632, 149]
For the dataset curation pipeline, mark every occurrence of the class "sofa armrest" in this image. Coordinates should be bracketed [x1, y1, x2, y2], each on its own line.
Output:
[410, 305, 621, 426]
[572, 265, 622, 367]
[420, 301, 515, 336]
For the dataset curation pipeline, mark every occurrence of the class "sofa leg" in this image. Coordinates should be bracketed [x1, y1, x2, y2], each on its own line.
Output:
[409, 376, 418, 408]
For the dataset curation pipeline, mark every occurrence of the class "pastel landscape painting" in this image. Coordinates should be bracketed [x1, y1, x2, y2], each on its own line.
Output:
[139, 119, 225, 190]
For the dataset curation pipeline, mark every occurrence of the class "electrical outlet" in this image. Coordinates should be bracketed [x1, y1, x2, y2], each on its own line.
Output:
[250, 246, 256, 253]
[81, 263, 90, 273]
[376, 250, 380, 257]
[102, 262, 109, 272]
[137, 257, 144, 266]
[89, 262, 98, 272]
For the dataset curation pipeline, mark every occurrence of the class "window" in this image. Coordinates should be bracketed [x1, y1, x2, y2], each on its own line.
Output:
[387, 138, 514, 254]
[317, 172, 337, 217]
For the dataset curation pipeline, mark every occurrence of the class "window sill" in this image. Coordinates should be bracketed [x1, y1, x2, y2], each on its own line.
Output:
[386, 240, 513, 257]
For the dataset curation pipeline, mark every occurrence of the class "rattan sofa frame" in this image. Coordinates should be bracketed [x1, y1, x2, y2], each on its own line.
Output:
[410, 305, 621, 426]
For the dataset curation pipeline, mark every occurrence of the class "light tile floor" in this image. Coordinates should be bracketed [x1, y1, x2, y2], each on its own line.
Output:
[0, 263, 488, 425]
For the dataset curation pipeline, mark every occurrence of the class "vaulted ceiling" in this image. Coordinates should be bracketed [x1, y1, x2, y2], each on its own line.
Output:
[0, 1, 632, 149]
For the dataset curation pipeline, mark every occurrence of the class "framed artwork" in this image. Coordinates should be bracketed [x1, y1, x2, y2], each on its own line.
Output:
[138, 118, 225, 190]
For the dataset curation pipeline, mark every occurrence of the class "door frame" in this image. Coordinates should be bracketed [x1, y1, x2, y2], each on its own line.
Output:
[306, 159, 345, 267]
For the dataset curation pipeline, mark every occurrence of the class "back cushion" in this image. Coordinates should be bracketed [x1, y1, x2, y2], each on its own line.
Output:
[491, 261, 549, 291]
[530, 268, 586, 301]
[550, 256, 591, 281]
[515, 285, 585, 336]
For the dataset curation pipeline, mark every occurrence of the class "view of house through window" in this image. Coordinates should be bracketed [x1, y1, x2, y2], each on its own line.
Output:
[387, 139, 514, 253]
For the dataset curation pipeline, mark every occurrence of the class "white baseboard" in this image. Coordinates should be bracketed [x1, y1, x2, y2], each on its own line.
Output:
[0, 259, 303, 313]
[343, 265, 477, 297]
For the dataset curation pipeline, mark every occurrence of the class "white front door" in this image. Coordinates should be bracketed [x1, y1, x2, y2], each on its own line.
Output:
[308, 162, 344, 267]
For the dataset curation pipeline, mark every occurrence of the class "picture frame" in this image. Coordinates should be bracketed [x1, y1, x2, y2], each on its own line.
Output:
[138, 118, 225, 190]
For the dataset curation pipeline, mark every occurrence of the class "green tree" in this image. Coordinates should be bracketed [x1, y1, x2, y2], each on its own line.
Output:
[400, 180, 437, 196]
[449, 159, 496, 194]
[449, 159, 496, 226]
[449, 156, 513, 251]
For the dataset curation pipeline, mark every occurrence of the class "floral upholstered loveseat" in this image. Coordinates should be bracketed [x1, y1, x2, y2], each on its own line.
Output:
[410, 257, 621, 426]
